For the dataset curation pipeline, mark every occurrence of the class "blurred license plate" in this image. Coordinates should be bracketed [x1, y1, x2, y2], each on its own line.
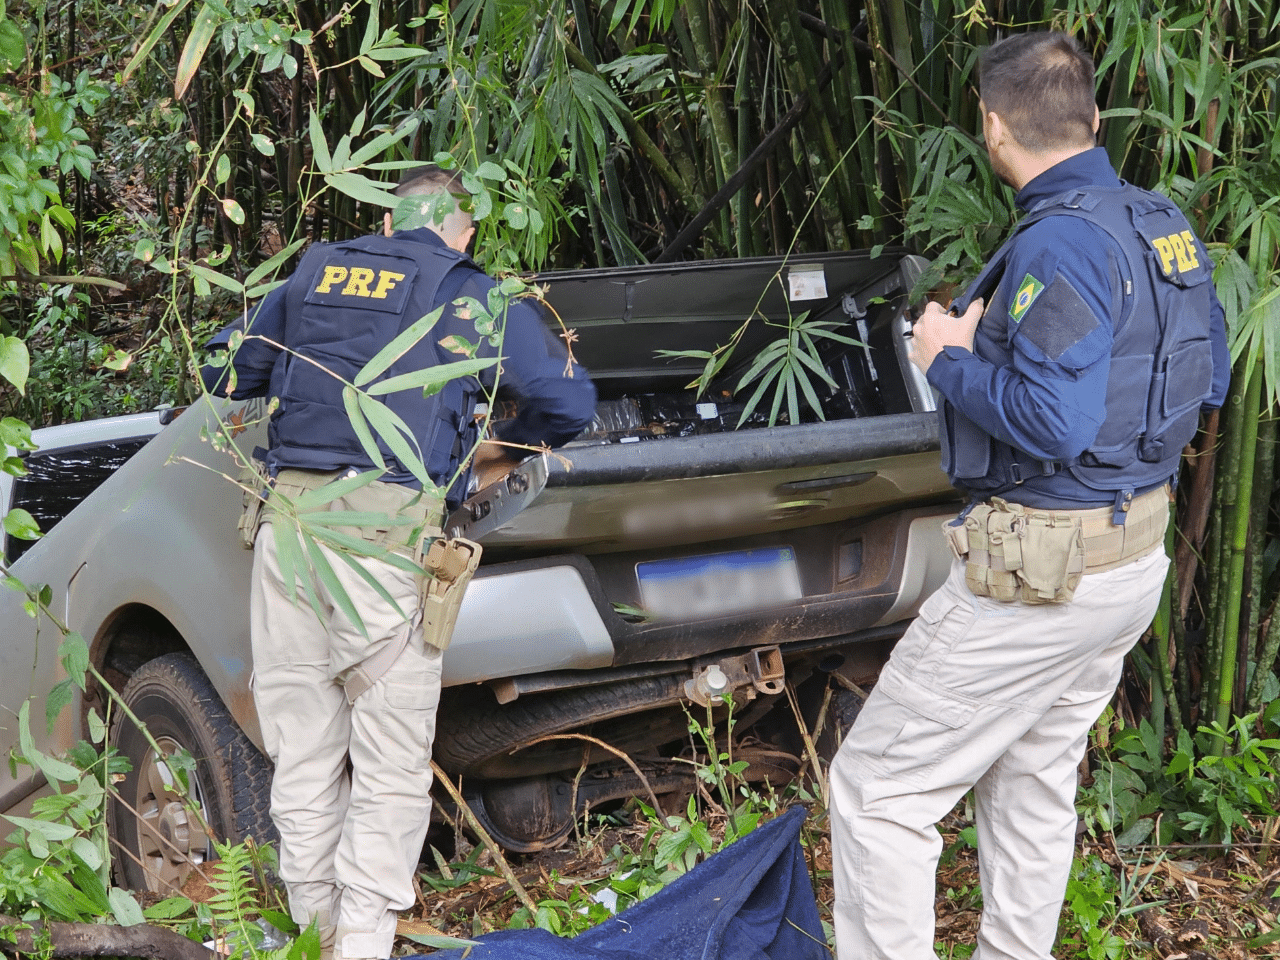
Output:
[636, 546, 802, 620]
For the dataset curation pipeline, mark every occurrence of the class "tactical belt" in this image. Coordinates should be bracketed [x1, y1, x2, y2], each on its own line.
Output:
[247, 467, 481, 700]
[944, 485, 1170, 604]
[1066, 485, 1171, 572]
[270, 467, 442, 555]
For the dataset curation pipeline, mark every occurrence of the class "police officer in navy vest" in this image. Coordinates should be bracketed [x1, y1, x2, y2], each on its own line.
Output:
[202, 165, 595, 960]
[829, 33, 1228, 960]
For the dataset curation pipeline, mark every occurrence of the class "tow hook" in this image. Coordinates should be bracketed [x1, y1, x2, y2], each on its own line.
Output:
[684, 646, 786, 707]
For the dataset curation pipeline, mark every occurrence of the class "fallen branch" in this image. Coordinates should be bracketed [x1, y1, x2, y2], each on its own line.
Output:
[429, 761, 539, 917]
[0, 914, 217, 960]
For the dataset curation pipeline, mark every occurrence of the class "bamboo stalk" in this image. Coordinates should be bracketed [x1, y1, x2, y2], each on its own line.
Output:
[735, 3, 753, 258]
[561, 37, 699, 216]
[1151, 507, 1183, 736]
[428, 762, 538, 917]
[1213, 359, 1263, 741]
[819, 1, 882, 239]
[1175, 410, 1220, 620]
[1243, 407, 1277, 674]
[1245, 404, 1279, 709]
[655, 49, 845, 262]
[768, 0, 849, 249]
[685, 0, 738, 196]
[862, 0, 907, 209]
[1205, 363, 1249, 706]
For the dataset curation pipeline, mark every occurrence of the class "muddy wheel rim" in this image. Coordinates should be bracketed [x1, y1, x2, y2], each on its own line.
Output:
[132, 735, 213, 893]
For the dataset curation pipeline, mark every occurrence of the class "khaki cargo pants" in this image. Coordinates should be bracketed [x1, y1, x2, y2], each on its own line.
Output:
[829, 546, 1170, 960]
[250, 475, 445, 960]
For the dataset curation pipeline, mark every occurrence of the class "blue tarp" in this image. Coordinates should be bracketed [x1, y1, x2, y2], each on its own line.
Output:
[412, 805, 827, 960]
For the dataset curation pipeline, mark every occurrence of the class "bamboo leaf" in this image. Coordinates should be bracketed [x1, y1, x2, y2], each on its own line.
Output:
[330, 131, 354, 174]
[734, 340, 789, 393]
[767, 367, 787, 427]
[301, 533, 366, 640]
[342, 385, 387, 471]
[244, 238, 307, 287]
[187, 261, 244, 294]
[174, 2, 221, 100]
[328, 547, 411, 620]
[291, 466, 386, 511]
[271, 517, 320, 616]
[805, 324, 864, 347]
[349, 121, 419, 166]
[308, 109, 332, 171]
[737, 357, 786, 426]
[357, 55, 385, 78]
[354, 306, 445, 386]
[122, 0, 195, 83]
[794, 356, 828, 421]
[793, 337, 840, 390]
[365, 45, 429, 62]
[364, 357, 497, 397]
[356, 393, 431, 487]
[784, 366, 800, 426]
[324, 172, 400, 208]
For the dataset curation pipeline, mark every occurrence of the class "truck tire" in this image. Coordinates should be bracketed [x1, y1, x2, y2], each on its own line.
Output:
[435, 673, 689, 779]
[108, 652, 276, 894]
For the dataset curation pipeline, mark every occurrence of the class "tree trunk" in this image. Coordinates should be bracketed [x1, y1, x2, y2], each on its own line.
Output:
[0, 914, 217, 960]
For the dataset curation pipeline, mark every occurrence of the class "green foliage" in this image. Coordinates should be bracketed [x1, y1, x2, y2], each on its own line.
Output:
[0, 8, 102, 277]
[423, 704, 794, 940]
[1078, 714, 1280, 847]
[496, 794, 779, 935]
[506, 875, 615, 937]
[0, 0, 1274, 953]
[199, 842, 307, 960]
[1055, 844, 1167, 960]
[0, 700, 123, 921]
[1057, 858, 1127, 960]
[373, 2, 587, 270]
[0, 603, 290, 956]
[729, 310, 862, 427]
[655, 287, 867, 426]
[901, 125, 1013, 298]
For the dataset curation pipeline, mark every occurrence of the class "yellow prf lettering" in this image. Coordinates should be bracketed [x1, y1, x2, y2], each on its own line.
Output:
[1179, 230, 1200, 269]
[315, 265, 348, 293]
[370, 270, 405, 299]
[1151, 236, 1177, 276]
[1168, 233, 1197, 273]
[341, 267, 376, 297]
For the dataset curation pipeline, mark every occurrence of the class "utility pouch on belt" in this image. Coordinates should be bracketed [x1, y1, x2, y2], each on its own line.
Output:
[417, 536, 482, 651]
[237, 458, 270, 549]
[947, 499, 1084, 605]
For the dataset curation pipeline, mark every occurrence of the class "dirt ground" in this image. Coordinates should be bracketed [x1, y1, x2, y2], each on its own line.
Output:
[396, 805, 1280, 959]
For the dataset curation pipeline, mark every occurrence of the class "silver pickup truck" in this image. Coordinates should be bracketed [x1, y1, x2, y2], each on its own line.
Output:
[0, 250, 958, 893]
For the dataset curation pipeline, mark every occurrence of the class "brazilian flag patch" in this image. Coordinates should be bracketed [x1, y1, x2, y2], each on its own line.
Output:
[1010, 273, 1045, 323]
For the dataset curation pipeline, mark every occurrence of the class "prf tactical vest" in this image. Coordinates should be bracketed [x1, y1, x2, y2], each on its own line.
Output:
[940, 183, 1217, 519]
[270, 234, 478, 489]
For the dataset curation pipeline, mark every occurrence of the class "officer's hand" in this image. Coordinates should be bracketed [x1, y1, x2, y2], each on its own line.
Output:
[472, 441, 519, 490]
[909, 298, 984, 375]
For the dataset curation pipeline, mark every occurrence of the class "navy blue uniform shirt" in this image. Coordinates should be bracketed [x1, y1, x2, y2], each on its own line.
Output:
[926, 148, 1230, 506]
[202, 228, 596, 489]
